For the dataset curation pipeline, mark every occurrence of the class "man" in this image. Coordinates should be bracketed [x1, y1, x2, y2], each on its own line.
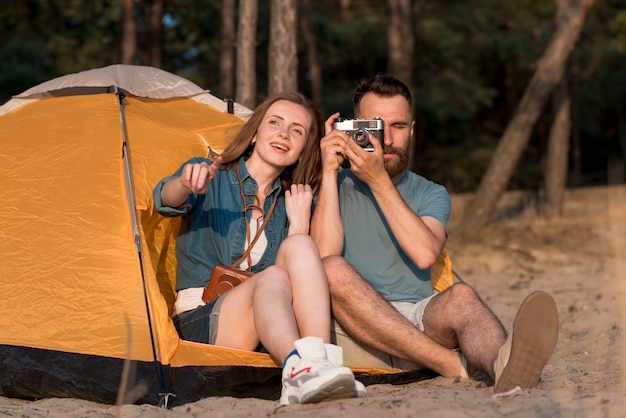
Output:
[310, 73, 559, 393]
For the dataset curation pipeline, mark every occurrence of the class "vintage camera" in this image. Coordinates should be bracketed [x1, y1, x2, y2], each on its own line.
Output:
[332, 117, 384, 152]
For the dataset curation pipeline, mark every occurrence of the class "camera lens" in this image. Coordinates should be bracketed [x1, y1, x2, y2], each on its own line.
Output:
[353, 129, 369, 146]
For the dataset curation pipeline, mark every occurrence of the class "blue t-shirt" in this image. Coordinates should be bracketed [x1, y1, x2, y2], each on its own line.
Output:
[338, 169, 450, 302]
[153, 157, 287, 291]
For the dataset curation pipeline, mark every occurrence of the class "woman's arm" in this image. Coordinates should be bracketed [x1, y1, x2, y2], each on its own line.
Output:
[160, 157, 223, 207]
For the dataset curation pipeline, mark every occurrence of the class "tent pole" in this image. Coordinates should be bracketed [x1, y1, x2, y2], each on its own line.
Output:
[115, 90, 172, 407]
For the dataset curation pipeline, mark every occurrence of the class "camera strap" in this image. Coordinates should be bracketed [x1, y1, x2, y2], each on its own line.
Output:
[233, 163, 277, 269]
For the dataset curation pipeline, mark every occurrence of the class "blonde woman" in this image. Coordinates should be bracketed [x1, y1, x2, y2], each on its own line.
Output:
[153, 92, 364, 405]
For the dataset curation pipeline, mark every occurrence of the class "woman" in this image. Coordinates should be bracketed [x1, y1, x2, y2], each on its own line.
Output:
[153, 92, 363, 405]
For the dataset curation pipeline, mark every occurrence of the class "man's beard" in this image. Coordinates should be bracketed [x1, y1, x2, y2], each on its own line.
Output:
[383, 145, 409, 179]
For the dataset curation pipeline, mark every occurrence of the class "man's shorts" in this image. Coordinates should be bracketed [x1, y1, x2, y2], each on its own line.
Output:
[330, 294, 435, 371]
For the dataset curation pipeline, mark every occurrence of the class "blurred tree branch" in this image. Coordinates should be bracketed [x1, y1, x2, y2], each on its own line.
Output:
[460, 0, 594, 237]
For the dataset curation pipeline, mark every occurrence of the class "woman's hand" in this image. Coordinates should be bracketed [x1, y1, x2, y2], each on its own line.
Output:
[285, 183, 313, 235]
[161, 157, 222, 207]
[180, 156, 223, 194]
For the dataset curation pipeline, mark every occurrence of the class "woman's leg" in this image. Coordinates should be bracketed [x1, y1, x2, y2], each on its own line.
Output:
[215, 266, 301, 362]
[215, 239, 358, 405]
[273, 234, 331, 342]
[215, 234, 330, 361]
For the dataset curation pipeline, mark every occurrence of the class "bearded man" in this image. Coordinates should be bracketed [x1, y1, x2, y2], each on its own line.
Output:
[311, 73, 559, 395]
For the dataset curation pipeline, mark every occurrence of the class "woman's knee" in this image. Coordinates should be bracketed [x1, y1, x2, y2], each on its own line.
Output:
[282, 233, 316, 251]
[277, 234, 319, 259]
[254, 265, 289, 288]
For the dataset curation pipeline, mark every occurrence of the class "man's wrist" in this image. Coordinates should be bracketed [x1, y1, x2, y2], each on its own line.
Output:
[368, 173, 394, 194]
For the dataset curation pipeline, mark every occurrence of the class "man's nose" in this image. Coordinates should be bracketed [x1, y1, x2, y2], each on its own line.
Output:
[383, 127, 393, 146]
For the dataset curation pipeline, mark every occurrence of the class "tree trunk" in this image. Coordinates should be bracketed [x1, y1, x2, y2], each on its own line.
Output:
[387, 0, 414, 88]
[387, 0, 415, 168]
[121, 0, 136, 64]
[460, 0, 594, 237]
[300, 0, 323, 112]
[144, 0, 164, 68]
[617, 102, 626, 183]
[219, 0, 236, 98]
[543, 70, 570, 218]
[268, 0, 298, 95]
[236, 0, 258, 108]
[608, 104, 626, 184]
[570, 73, 584, 187]
[618, 108, 626, 184]
[340, 0, 353, 22]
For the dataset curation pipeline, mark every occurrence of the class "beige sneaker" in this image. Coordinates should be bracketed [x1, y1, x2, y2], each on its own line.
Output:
[494, 291, 559, 394]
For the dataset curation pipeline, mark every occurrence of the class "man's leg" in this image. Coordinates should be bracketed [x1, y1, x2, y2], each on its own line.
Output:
[324, 255, 463, 378]
[421, 283, 507, 380]
[493, 291, 558, 393]
[423, 284, 559, 392]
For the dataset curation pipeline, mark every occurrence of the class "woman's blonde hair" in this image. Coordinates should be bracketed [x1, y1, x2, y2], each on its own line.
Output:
[219, 92, 323, 195]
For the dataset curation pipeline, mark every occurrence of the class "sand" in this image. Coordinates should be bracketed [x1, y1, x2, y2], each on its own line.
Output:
[1, 185, 624, 417]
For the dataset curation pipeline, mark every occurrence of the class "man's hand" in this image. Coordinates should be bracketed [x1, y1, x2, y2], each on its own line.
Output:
[285, 183, 313, 235]
[344, 131, 387, 188]
[180, 156, 223, 194]
[320, 113, 348, 173]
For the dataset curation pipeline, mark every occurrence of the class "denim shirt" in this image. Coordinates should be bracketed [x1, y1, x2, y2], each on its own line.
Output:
[153, 157, 288, 291]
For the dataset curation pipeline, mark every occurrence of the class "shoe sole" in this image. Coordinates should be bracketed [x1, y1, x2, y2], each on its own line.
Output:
[494, 291, 559, 394]
[299, 372, 357, 404]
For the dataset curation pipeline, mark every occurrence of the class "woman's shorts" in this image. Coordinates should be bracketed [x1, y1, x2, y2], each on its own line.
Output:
[171, 295, 226, 344]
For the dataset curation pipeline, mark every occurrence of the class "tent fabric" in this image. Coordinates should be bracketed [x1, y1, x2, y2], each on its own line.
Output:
[0, 64, 250, 118]
[0, 65, 282, 406]
[16, 64, 207, 99]
[431, 248, 453, 293]
[0, 65, 447, 406]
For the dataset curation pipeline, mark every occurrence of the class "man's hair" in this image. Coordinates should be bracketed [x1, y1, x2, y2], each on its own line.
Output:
[352, 73, 413, 116]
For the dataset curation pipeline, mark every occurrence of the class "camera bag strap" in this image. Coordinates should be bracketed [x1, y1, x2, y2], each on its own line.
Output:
[232, 163, 277, 269]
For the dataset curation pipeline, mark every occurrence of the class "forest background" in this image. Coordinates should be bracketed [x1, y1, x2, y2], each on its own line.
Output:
[1, 0, 625, 233]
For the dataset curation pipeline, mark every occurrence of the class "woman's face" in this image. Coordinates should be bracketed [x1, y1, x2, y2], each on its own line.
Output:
[249, 100, 311, 170]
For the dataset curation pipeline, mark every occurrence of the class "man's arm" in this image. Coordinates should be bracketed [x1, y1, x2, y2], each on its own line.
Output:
[310, 166, 343, 257]
[310, 115, 348, 257]
[345, 140, 446, 270]
[371, 177, 446, 269]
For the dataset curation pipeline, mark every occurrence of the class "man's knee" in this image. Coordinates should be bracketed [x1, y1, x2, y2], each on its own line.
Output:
[447, 283, 481, 302]
[322, 255, 358, 293]
[322, 254, 346, 271]
[424, 283, 488, 333]
[434, 283, 483, 310]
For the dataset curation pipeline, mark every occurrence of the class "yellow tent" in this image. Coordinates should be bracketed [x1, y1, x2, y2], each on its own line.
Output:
[0, 65, 280, 406]
[0, 65, 448, 406]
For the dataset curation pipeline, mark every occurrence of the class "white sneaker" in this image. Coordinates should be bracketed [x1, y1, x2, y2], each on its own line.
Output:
[280, 336, 358, 405]
[325, 343, 367, 398]
[352, 380, 367, 398]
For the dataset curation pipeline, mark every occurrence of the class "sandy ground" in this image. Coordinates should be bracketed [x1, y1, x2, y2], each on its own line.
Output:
[1, 185, 624, 417]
